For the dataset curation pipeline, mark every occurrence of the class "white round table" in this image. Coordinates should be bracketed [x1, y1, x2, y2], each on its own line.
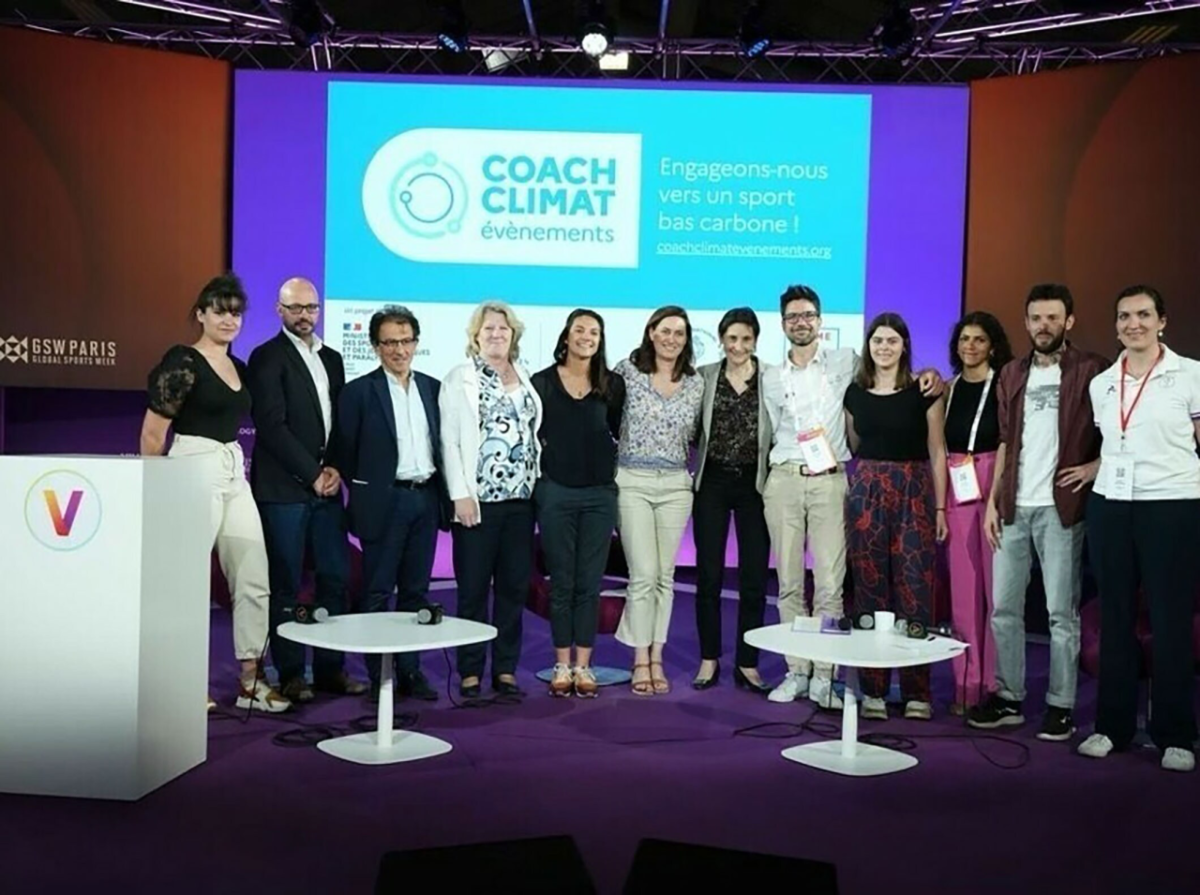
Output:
[744, 624, 967, 777]
[277, 613, 496, 766]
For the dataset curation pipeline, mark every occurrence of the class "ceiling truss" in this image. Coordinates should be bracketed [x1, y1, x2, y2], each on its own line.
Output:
[5, 0, 1200, 83]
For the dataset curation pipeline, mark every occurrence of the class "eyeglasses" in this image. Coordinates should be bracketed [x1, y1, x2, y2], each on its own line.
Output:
[280, 303, 320, 315]
[783, 311, 819, 323]
[378, 338, 418, 350]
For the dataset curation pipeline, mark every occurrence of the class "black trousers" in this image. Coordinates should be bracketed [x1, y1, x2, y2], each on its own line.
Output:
[360, 483, 440, 685]
[452, 499, 534, 679]
[534, 479, 618, 649]
[692, 462, 770, 667]
[1088, 494, 1199, 752]
[261, 496, 350, 687]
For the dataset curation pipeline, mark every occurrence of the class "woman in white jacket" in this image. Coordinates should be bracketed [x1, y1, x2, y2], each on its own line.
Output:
[440, 300, 543, 698]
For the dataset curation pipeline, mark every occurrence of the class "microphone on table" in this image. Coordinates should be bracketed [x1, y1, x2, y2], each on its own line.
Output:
[416, 603, 444, 626]
[284, 604, 329, 625]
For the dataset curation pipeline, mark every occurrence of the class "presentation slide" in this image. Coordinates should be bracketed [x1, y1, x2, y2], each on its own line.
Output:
[234, 75, 967, 380]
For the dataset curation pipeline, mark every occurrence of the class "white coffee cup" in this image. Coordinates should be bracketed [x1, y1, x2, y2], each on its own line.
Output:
[874, 610, 896, 636]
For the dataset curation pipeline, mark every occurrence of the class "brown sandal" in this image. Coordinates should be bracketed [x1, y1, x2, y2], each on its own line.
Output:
[631, 663, 654, 696]
[649, 661, 670, 695]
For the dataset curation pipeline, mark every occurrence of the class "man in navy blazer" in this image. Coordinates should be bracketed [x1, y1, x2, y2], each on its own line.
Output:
[335, 305, 449, 701]
[248, 277, 367, 704]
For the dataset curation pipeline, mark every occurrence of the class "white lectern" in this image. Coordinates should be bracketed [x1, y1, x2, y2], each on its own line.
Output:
[0, 454, 211, 800]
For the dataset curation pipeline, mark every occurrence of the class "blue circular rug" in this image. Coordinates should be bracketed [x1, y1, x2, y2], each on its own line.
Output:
[534, 666, 632, 686]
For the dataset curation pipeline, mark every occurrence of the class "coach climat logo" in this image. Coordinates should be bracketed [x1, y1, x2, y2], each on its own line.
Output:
[362, 127, 642, 269]
[24, 470, 103, 551]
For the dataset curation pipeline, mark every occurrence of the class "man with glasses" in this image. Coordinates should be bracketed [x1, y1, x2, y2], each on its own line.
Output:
[334, 305, 450, 702]
[248, 277, 367, 704]
[761, 285, 942, 708]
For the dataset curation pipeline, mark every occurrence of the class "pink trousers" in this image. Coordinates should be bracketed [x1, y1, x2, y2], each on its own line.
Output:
[945, 450, 998, 707]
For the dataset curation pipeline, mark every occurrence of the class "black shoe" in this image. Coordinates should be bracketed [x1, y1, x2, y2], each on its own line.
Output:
[398, 670, 438, 702]
[692, 661, 721, 690]
[279, 678, 315, 704]
[460, 679, 482, 699]
[492, 675, 524, 697]
[1037, 706, 1075, 742]
[313, 671, 368, 697]
[966, 694, 1025, 729]
[733, 666, 772, 696]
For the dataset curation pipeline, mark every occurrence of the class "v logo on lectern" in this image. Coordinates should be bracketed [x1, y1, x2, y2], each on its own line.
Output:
[43, 489, 84, 537]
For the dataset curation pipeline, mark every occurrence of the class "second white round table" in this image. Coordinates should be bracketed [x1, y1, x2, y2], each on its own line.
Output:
[745, 624, 967, 777]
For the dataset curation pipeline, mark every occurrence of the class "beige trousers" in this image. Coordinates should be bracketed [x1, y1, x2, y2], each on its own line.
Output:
[762, 463, 848, 676]
[614, 468, 694, 648]
[169, 434, 270, 661]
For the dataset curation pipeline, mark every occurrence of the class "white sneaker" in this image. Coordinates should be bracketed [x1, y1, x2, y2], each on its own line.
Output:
[236, 678, 291, 714]
[861, 697, 888, 720]
[1162, 748, 1196, 773]
[808, 676, 843, 711]
[904, 700, 933, 721]
[768, 672, 809, 703]
[206, 694, 217, 712]
[1077, 733, 1114, 759]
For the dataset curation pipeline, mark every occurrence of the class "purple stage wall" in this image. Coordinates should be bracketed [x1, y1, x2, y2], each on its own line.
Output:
[232, 73, 968, 370]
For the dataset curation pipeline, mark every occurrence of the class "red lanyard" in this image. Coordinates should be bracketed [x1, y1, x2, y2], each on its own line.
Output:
[1119, 347, 1164, 435]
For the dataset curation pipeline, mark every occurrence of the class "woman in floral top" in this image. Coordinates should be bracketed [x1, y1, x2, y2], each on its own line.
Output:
[440, 300, 543, 698]
[613, 305, 704, 695]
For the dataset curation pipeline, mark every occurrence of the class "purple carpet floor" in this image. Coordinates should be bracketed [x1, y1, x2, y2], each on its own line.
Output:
[2, 587, 1197, 895]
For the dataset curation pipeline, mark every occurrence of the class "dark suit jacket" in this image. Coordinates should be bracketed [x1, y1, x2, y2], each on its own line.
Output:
[334, 366, 450, 540]
[247, 331, 344, 503]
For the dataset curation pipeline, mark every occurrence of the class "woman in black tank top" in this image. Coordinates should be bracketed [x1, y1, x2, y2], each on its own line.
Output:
[140, 274, 289, 715]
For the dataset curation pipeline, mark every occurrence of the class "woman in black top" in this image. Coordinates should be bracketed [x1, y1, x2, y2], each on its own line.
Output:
[943, 311, 1013, 714]
[140, 274, 289, 714]
[690, 308, 772, 695]
[531, 309, 626, 697]
[844, 312, 948, 721]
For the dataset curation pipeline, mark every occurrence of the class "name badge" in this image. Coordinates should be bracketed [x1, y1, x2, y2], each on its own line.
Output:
[797, 427, 837, 473]
[1107, 457, 1134, 502]
[949, 455, 982, 503]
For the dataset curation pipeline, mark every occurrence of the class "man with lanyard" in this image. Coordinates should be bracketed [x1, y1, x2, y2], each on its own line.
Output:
[971, 284, 1108, 741]
[761, 284, 942, 708]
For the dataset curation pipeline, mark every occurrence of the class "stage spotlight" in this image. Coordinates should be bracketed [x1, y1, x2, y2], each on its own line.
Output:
[437, 1, 469, 54]
[580, 1, 613, 58]
[285, 0, 333, 49]
[871, 1, 917, 59]
[738, 1, 772, 59]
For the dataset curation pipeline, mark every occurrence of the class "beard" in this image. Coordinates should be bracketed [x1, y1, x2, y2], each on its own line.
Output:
[1031, 330, 1065, 355]
[787, 330, 817, 347]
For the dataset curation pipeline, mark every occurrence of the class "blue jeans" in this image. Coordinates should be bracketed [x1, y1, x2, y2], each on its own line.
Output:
[990, 506, 1084, 709]
[360, 483, 440, 684]
[260, 496, 350, 686]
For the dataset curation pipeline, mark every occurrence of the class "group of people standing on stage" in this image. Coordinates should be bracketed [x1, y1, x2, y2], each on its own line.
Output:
[142, 275, 1199, 772]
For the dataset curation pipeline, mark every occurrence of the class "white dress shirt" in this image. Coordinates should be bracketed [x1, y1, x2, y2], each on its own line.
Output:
[282, 328, 332, 441]
[762, 344, 857, 464]
[387, 370, 437, 482]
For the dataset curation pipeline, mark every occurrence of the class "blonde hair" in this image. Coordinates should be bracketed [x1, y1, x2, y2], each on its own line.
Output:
[465, 300, 524, 361]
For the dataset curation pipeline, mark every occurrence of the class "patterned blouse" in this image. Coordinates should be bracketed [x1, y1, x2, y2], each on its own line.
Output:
[708, 363, 759, 466]
[614, 357, 704, 470]
[475, 357, 540, 502]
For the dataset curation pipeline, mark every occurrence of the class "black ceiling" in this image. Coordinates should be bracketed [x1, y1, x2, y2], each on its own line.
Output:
[5, 1, 1200, 44]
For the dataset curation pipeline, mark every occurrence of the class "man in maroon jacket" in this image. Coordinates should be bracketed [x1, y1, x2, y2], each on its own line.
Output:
[968, 284, 1108, 742]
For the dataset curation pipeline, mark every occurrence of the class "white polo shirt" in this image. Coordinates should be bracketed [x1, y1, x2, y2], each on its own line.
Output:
[1090, 345, 1200, 501]
[762, 344, 857, 465]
